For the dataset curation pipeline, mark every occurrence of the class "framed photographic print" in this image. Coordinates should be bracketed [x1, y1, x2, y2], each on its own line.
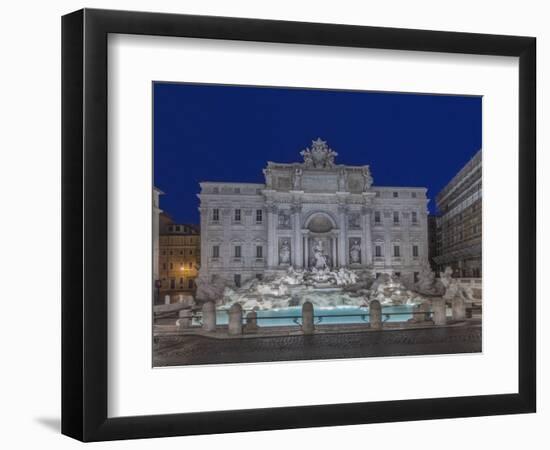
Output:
[62, 8, 536, 442]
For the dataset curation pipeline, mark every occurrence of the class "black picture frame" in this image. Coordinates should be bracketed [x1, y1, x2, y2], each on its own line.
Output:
[62, 8, 536, 442]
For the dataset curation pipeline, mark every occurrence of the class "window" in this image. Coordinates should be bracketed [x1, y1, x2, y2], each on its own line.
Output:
[393, 191, 398, 198]
[395, 272, 401, 278]
[256, 245, 263, 258]
[256, 209, 263, 223]
[188, 279, 194, 289]
[414, 272, 419, 283]
[375, 245, 382, 257]
[375, 191, 380, 197]
[374, 211, 381, 223]
[256, 274, 263, 281]
[179, 277, 184, 285]
[376, 272, 381, 279]
[393, 245, 400, 257]
[234, 245, 241, 258]
[162, 263, 167, 270]
[234, 274, 241, 287]
[175, 225, 181, 232]
[212, 208, 219, 222]
[189, 262, 192, 268]
[234, 209, 241, 222]
[234, 187, 241, 194]
[393, 211, 400, 224]
[180, 250, 183, 255]
[412, 211, 418, 223]
[212, 187, 219, 194]
[412, 245, 419, 257]
[170, 279, 175, 289]
[189, 250, 193, 255]
[411, 192, 417, 198]
[212, 245, 219, 258]
[169, 263, 173, 270]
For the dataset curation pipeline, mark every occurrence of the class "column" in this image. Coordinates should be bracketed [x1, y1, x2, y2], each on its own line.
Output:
[304, 234, 309, 268]
[292, 205, 302, 268]
[199, 206, 209, 274]
[222, 208, 231, 268]
[362, 206, 373, 266]
[403, 210, 411, 267]
[335, 237, 339, 266]
[266, 204, 277, 269]
[331, 235, 337, 269]
[384, 211, 392, 268]
[338, 205, 348, 267]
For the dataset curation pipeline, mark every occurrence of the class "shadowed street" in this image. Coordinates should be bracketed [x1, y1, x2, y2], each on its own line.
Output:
[153, 323, 481, 367]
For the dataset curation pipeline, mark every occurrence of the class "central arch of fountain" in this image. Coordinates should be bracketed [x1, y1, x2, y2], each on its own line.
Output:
[304, 211, 338, 269]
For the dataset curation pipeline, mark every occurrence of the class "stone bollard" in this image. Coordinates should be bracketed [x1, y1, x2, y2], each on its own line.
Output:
[452, 296, 466, 321]
[302, 302, 314, 335]
[177, 309, 193, 329]
[411, 304, 423, 323]
[244, 311, 258, 333]
[369, 300, 382, 330]
[202, 301, 217, 332]
[432, 297, 447, 326]
[164, 294, 171, 305]
[228, 303, 243, 335]
[411, 301, 431, 323]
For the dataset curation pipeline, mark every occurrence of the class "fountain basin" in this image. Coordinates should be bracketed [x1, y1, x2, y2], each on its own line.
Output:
[213, 305, 415, 327]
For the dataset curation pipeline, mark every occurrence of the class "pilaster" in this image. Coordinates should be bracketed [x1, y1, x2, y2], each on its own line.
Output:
[362, 206, 373, 266]
[291, 204, 303, 267]
[266, 203, 277, 269]
[338, 204, 348, 267]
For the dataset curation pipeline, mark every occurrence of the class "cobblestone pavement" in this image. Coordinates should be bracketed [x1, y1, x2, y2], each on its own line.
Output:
[153, 324, 482, 367]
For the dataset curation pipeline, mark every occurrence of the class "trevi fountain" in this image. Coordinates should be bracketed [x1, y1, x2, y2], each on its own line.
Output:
[195, 250, 477, 327]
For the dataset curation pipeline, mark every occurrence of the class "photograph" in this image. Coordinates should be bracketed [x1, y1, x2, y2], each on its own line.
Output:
[0, 1, 541, 446]
[151, 83, 483, 367]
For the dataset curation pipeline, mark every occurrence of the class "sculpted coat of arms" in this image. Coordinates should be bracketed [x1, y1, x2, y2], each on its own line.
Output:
[300, 138, 338, 168]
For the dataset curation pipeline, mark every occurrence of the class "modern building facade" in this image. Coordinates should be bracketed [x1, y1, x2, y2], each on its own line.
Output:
[197, 139, 429, 288]
[432, 149, 482, 277]
[427, 214, 439, 272]
[158, 215, 201, 299]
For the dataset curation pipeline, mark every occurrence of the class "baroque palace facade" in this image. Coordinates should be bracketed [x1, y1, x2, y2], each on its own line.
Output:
[198, 139, 429, 288]
[158, 213, 201, 298]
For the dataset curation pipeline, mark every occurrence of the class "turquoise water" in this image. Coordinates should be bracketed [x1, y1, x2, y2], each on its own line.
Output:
[215, 305, 415, 327]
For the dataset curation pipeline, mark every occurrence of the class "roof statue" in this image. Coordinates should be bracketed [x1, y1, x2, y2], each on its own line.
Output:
[300, 138, 338, 168]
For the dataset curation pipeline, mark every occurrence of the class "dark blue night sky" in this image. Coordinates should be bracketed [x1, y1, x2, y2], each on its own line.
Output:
[154, 83, 481, 224]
